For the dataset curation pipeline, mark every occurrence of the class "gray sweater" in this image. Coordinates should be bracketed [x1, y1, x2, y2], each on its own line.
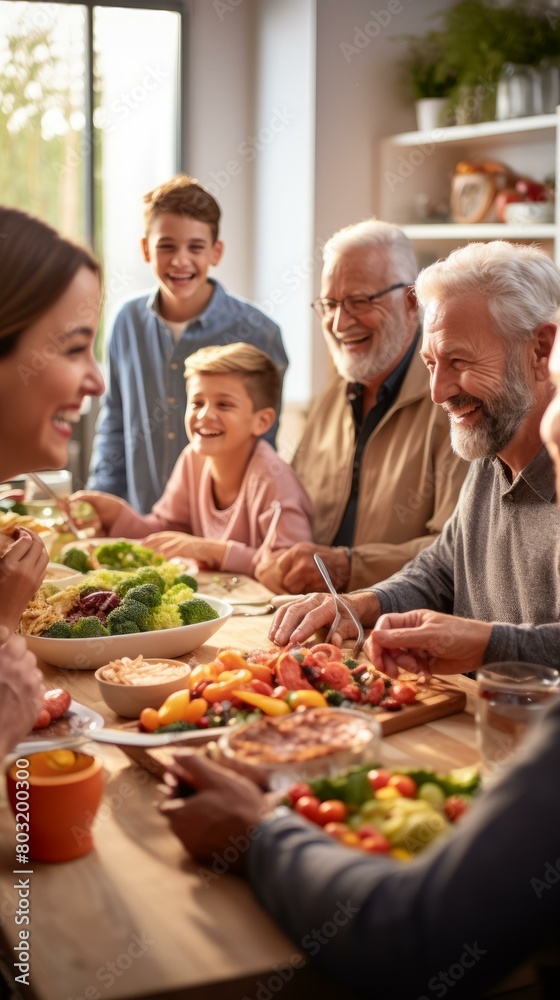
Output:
[373, 446, 560, 666]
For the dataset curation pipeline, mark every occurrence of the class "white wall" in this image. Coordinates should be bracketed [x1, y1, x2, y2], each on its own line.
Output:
[186, 0, 257, 297]
[186, 0, 456, 403]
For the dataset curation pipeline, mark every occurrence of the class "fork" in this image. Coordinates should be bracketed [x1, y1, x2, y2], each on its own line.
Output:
[313, 554, 365, 659]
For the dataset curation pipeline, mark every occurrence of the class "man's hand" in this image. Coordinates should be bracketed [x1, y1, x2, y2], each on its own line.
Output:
[0, 528, 49, 633]
[159, 750, 270, 869]
[366, 609, 493, 678]
[143, 532, 227, 568]
[0, 634, 45, 757]
[265, 542, 351, 595]
[68, 489, 127, 534]
[269, 590, 380, 647]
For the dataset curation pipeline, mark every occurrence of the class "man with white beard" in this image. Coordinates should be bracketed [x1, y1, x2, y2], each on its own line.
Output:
[255, 220, 467, 594]
[271, 240, 560, 671]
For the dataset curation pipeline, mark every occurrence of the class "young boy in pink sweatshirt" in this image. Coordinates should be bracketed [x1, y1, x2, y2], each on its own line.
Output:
[74, 344, 313, 576]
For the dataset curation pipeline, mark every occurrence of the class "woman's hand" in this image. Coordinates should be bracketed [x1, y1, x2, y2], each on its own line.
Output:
[66, 489, 126, 535]
[0, 632, 45, 758]
[159, 750, 270, 869]
[366, 609, 493, 679]
[269, 590, 380, 647]
[143, 532, 227, 568]
[0, 528, 49, 633]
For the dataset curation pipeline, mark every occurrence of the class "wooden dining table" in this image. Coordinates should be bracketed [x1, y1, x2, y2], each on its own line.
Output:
[0, 575, 538, 1000]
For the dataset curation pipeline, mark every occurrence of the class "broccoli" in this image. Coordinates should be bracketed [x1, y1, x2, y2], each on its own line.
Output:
[107, 599, 148, 631]
[40, 582, 61, 599]
[93, 540, 158, 570]
[108, 619, 139, 636]
[177, 599, 219, 626]
[125, 584, 161, 609]
[175, 573, 198, 592]
[114, 575, 142, 598]
[60, 547, 91, 573]
[135, 567, 166, 594]
[42, 621, 73, 639]
[78, 570, 133, 593]
[162, 584, 194, 606]
[157, 563, 182, 590]
[144, 604, 182, 631]
[70, 617, 109, 638]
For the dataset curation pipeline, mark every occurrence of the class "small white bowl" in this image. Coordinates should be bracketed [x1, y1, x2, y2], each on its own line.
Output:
[24, 594, 232, 670]
[43, 562, 85, 587]
[504, 201, 554, 225]
[95, 657, 191, 717]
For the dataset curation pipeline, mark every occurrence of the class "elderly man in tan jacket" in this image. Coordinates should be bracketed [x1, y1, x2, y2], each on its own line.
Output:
[256, 219, 467, 594]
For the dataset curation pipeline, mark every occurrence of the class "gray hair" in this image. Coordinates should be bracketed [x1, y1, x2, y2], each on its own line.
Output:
[416, 241, 560, 342]
[323, 218, 418, 284]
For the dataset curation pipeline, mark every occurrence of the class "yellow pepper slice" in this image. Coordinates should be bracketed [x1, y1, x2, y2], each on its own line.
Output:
[158, 689, 191, 726]
[204, 669, 253, 703]
[286, 689, 328, 709]
[232, 690, 291, 716]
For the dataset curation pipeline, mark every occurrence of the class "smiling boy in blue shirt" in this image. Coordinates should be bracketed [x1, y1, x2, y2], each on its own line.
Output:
[88, 174, 287, 513]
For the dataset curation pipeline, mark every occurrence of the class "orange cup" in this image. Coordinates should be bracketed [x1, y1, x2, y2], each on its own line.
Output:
[6, 750, 104, 863]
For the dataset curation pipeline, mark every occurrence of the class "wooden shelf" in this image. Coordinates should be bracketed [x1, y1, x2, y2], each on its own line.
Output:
[401, 223, 556, 240]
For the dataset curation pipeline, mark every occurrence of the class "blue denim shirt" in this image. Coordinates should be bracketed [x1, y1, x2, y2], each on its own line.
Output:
[88, 280, 287, 513]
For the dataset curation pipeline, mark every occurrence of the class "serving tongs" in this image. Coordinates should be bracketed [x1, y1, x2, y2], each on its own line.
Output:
[313, 553, 365, 659]
[27, 472, 90, 540]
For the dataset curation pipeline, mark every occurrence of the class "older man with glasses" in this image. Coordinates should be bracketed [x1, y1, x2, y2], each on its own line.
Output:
[255, 219, 467, 594]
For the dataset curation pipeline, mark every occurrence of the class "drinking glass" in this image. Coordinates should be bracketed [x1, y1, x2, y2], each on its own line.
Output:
[475, 662, 560, 778]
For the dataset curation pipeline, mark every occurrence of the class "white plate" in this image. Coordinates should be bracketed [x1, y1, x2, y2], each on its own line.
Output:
[25, 594, 232, 669]
[13, 700, 105, 755]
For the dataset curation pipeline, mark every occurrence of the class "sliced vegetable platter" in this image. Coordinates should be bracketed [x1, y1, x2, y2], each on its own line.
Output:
[286, 763, 480, 861]
[134, 641, 466, 738]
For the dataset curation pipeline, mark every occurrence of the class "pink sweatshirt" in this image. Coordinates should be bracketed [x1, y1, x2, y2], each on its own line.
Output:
[109, 439, 313, 575]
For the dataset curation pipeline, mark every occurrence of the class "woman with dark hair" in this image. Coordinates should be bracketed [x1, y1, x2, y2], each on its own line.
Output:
[0, 206, 105, 756]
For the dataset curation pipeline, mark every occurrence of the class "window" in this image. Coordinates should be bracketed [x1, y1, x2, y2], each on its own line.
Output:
[0, 0, 187, 481]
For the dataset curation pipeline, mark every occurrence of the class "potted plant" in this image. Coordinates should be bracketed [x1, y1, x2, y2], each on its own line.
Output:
[434, 0, 560, 122]
[398, 33, 457, 131]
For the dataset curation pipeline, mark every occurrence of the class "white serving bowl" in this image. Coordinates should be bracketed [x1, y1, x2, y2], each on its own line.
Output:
[95, 657, 191, 717]
[24, 594, 232, 670]
[504, 201, 554, 225]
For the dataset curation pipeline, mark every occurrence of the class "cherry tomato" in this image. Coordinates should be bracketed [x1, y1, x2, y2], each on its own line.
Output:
[317, 800, 348, 825]
[360, 830, 391, 854]
[182, 697, 209, 723]
[323, 822, 350, 840]
[139, 707, 160, 732]
[294, 795, 322, 824]
[367, 768, 391, 791]
[272, 685, 289, 699]
[391, 682, 417, 705]
[366, 678, 385, 705]
[388, 774, 417, 798]
[444, 796, 469, 822]
[286, 782, 314, 806]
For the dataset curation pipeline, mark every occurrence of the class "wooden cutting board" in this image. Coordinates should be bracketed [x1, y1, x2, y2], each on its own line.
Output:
[376, 675, 466, 736]
[119, 676, 466, 779]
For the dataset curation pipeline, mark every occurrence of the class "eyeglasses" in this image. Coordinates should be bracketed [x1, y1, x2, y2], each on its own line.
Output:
[311, 283, 407, 318]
